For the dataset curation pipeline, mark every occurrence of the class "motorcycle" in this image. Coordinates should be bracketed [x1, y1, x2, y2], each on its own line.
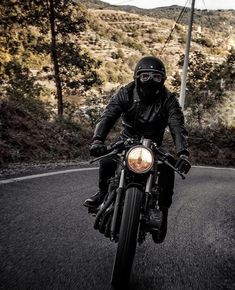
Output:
[88, 137, 190, 287]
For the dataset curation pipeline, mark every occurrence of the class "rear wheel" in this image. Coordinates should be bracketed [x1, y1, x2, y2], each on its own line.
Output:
[111, 187, 143, 287]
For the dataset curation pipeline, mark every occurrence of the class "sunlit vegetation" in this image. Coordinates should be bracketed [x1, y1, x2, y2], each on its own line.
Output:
[0, 1, 234, 165]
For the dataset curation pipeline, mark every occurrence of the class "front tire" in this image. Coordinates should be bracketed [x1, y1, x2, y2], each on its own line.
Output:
[111, 187, 143, 287]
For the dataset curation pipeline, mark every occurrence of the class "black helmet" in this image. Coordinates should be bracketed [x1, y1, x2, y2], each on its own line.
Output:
[134, 56, 166, 78]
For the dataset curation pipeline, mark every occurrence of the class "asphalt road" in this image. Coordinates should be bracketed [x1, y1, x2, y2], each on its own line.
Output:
[0, 167, 234, 290]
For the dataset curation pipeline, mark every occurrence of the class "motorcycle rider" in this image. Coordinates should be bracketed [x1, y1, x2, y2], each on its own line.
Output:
[83, 56, 190, 243]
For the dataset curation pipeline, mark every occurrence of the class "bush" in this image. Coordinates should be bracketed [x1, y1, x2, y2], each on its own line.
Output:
[0, 100, 93, 164]
[0, 60, 51, 120]
[194, 36, 213, 48]
[126, 54, 140, 70]
[111, 48, 125, 60]
[123, 38, 146, 52]
[187, 125, 235, 167]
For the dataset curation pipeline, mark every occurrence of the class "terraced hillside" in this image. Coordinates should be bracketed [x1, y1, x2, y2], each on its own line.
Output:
[81, 0, 235, 31]
[75, 6, 235, 130]
[77, 7, 234, 92]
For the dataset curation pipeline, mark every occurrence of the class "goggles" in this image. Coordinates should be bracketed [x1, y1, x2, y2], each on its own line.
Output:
[138, 72, 164, 83]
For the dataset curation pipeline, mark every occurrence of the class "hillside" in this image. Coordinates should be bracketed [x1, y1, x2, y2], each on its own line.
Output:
[79, 0, 235, 97]
[0, 1, 234, 167]
[81, 0, 235, 30]
[0, 101, 92, 164]
[76, 4, 235, 128]
[2, 1, 234, 102]
[1, 99, 234, 167]
[78, 6, 234, 87]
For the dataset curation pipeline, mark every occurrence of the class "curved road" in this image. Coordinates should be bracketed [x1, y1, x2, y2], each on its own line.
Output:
[0, 167, 234, 290]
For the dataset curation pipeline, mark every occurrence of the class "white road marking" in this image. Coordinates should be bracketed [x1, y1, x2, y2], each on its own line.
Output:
[192, 165, 235, 171]
[0, 167, 99, 184]
[0, 165, 234, 185]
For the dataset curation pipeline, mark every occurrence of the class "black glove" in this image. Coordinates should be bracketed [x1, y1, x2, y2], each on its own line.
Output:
[176, 155, 191, 174]
[89, 140, 107, 157]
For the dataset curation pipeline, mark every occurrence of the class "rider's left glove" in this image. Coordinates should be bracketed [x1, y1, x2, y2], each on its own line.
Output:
[176, 155, 191, 174]
[89, 140, 107, 157]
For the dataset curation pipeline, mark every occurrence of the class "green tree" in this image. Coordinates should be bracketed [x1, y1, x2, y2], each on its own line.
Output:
[171, 51, 233, 127]
[0, 0, 102, 118]
[220, 48, 235, 91]
[0, 60, 49, 119]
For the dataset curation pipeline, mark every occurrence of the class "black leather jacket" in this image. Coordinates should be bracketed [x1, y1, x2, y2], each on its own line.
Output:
[93, 81, 189, 156]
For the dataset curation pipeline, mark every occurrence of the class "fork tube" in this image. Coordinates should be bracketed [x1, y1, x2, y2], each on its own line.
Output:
[110, 169, 125, 240]
[145, 173, 153, 193]
[144, 173, 153, 211]
[142, 139, 151, 148]
[118, 168, 125, 188]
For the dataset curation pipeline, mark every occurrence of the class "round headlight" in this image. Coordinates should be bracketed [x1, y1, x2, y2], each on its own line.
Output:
[126, 146, 154, 174]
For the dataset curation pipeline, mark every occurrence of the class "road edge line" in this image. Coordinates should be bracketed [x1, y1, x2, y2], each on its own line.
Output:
[0, 167, 99, 184]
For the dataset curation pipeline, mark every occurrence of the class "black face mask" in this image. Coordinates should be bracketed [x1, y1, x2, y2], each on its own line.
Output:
[137, 79, 164, 104]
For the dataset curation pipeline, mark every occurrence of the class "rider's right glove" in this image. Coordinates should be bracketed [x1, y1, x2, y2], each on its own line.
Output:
[89, 140, 107, 157]
[176, 155, 191, 174]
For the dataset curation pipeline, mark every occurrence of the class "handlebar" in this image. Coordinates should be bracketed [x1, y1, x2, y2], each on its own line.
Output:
[161, 158, 186, 179]
[89, 140, 125, 164]
[89, 149, 119, 164]
[89, 138, 187, 179]
[153, 144, 186, 179]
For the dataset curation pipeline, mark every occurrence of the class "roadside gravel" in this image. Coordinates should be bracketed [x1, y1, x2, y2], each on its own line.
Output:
[0, 159, 99, 179]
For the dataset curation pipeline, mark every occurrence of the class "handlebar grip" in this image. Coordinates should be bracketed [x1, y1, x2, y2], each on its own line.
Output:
[106, 140, 125, 153]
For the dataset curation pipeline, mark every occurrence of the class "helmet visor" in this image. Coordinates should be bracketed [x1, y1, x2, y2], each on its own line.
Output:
[138, 72, 163, 83]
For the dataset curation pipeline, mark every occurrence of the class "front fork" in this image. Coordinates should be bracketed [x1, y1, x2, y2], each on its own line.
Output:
[110, 164, 160, 242]
[110, 168, 125, 241]
[143, 159, 160, 212]
[138, 173, 154, 244]
[138, 164, 162, 243]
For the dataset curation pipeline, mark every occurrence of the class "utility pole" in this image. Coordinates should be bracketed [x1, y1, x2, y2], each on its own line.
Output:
[179, 0, 196, 110]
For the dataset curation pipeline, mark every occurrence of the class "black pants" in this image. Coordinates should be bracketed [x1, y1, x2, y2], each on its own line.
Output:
[99, 156, 175, 208]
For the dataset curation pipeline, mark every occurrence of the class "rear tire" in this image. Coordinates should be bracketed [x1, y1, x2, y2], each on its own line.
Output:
[111, 187, 143, 287]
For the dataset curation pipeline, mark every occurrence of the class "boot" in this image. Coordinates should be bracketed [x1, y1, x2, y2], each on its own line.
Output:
[152, 207, 168, 243]
[83, 191, 107, 208]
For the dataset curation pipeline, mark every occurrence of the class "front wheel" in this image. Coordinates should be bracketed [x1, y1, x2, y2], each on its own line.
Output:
[111, 187, 143, 287]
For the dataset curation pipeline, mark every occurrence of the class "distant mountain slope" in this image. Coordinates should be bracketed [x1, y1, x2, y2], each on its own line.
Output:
[79, 0, 235, 31]
[79, 7, 233, 82]
[75, 3, 235, 130]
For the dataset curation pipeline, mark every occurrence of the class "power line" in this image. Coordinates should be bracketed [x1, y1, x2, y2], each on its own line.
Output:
[159, 0, 189, 56]
[202, 0, 214, 31]
[178, 1, 190, 23]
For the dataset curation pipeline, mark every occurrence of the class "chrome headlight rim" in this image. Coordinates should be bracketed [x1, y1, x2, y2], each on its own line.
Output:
[126, 145, 154, 174]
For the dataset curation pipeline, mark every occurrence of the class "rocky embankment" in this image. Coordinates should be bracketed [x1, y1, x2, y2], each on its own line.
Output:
[1, 100, 234, 179]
